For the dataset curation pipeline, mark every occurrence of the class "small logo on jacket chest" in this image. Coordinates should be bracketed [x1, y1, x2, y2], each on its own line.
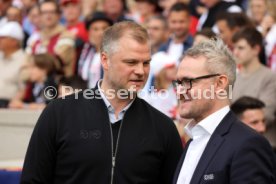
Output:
[204, 174, 214, 181]
[80, 130, 101, 139]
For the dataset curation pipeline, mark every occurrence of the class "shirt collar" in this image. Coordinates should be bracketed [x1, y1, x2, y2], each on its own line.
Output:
[185, 106, 230, 139]
[97, 80, 134, 122]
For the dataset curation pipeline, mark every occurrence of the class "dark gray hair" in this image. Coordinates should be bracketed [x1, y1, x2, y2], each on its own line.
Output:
[100, 21, 150, 56]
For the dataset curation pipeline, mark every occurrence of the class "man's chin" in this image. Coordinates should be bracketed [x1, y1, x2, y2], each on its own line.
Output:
[128, 84, 144, 92]
[235, 60, 243, 65]
[179, 112, 193, 120]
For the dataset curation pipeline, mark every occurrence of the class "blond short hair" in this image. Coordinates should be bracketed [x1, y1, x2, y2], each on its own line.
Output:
[184, 38, 236, 87]
[101, 21, 149, 56]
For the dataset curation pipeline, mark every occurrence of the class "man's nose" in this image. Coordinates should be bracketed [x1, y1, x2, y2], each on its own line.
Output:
[134, 63, 145, 76]
[232, 49, 237, 56]
[257, 122, 266, 134]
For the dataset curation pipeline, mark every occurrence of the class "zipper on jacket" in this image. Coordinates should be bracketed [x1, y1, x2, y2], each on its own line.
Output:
[109, 118, 124, 184]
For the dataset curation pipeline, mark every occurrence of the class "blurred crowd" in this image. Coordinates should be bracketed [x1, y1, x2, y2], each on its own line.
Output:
[1, 0, 276, 147]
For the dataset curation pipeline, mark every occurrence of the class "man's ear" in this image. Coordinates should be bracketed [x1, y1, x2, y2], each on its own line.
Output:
[215, 75, 229, 94]
[253, 45, 261, 56]
[101, 52, 109, 71]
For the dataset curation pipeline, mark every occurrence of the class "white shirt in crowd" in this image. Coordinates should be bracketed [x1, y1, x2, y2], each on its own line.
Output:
[82, 52, 101, 88]
[141, 85, 177, 119]
[264, 24, 276, 58]
[167, 42, 184, 62]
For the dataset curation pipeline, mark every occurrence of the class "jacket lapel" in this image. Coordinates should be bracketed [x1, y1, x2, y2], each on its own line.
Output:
[173, 138, 193, 184]
[189, 112, 236, 184]
[190, 134, 224, 184]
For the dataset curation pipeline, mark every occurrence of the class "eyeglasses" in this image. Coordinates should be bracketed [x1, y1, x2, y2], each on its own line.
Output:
[172, 74, 221, 90]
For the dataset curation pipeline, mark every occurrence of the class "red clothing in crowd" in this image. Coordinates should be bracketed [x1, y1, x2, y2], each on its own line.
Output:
[67, 22, 88, 42]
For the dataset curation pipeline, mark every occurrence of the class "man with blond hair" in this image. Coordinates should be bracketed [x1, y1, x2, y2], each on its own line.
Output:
[21, 21, 182, 184]
[173, 38, 275, 184]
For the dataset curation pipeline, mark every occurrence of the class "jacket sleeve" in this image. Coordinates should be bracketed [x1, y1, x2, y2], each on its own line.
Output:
[159, 121, 183, 184]
[20, 101, 58, 183]
[230, 135, 276, 184]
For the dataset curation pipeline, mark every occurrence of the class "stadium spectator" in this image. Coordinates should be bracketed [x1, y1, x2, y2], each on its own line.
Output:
[145, 15, 169, 54]
[215, 12, 254, 49]
[132, 0, 162, 24]
[0, 0, 12, 27]
[26, 0, 76, 77]
[77, 11, 112, 88]
[232, 26, 276, 149]
[9, 54, 57, 110]
[159, 2, 193, 62]
[231, 96, 266, 134]
[102, 0, 131, 23]
[0, 21, 27, 108]
[58, 75, 87, 97]
[193, 28, 216, 46]
[60, 0, 88, 43]
[142, 51, 178, 119]
[197, 0, 241, 32]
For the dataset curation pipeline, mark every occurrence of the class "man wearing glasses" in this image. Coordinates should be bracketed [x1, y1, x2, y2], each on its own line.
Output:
[173, 38, 276, 184]
[26, 0, 76, 77]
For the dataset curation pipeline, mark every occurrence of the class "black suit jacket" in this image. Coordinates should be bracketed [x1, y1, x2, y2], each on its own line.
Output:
[173, 111, 276, 184]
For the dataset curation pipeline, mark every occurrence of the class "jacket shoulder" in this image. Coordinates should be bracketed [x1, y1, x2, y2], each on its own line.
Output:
[224, 114, 271, 148]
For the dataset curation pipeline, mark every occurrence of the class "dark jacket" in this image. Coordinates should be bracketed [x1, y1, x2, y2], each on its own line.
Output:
[202, 1, 240, 29]
[23, 75, 57, 104]
[158, 35, 194, 58]
[21, 88, 183, 184]
[173, 111, 276, 184]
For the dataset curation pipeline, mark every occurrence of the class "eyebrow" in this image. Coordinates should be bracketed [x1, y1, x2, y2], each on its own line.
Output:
[122, 59, 151, 63]
[177, 76, 196, 81]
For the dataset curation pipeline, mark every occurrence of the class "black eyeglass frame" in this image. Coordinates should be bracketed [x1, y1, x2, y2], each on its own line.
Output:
[172, 73, 221, 90]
